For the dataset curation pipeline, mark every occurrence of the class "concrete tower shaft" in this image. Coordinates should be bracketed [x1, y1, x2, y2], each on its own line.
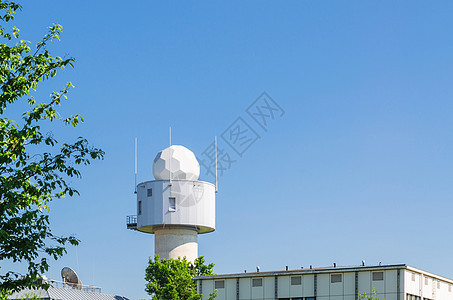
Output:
[154, 228, 198, 262]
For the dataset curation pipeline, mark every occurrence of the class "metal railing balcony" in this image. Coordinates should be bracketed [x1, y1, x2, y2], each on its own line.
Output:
[47, 279, 102, 293]
[126, 215, 137, 230]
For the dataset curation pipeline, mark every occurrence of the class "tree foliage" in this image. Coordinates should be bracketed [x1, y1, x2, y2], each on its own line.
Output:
[359, 288, 381, 300]
[145, 255, 217, 300]
[0, 0, 104, 297]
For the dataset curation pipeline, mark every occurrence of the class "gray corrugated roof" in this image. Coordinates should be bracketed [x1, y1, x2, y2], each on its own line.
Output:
[9, 286, 129, 300]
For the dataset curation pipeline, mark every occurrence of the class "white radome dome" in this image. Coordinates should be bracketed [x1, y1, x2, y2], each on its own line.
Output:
[153, 145, 200, 181]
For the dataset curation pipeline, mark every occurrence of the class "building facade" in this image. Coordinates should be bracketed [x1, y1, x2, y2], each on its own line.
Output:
[196, 264, 453, 300]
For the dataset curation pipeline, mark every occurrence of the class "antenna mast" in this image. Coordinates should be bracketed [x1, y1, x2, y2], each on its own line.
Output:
[215, 136, 218, 193]
[134, 137, 137, 194]
[169, 127, 172, 185]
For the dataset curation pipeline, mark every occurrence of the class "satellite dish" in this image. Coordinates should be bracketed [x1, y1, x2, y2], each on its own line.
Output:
[61, 267, 82, 289]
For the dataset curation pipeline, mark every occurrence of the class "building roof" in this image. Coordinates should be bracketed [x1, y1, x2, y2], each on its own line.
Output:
[195, 264, 407, 280]
[9, 286, 129, 300]
[195, 264, 453, 284]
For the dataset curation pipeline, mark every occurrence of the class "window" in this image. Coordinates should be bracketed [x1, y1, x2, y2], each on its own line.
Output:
[449, 284, 451, 292]
[407, 294, 421, 300]
[214, 280, 224, 289]
[425, 277, 429, 285]
[373, 272, 384, 281]
[147, 188, 152, 197]
[331, 274, 342, 283]
[437, 281, 440, 289]
[169, 197, 176, 211]
[305, 298, 316, 300]
[412, 273, 416, 281]
[138, 201, 142, 215]
[291, 276, 302, 285]
[252, 278, 262, 287]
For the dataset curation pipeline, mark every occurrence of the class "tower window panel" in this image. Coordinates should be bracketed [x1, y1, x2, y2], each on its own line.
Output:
[138, 201, 142, 215]
[147, 188, 152, 197]
[169, 197, 176, 211]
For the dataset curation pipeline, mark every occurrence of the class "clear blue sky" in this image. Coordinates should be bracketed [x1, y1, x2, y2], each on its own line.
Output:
[5, 1, 453, 299]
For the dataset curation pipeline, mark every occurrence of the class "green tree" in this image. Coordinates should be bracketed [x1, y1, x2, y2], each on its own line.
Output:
[359, 288, 382, 300]
[0, 0, 104, 298]
[145, 255, 217, 300]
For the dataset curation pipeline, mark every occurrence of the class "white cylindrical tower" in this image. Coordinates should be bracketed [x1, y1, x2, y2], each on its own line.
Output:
[130, 145, 215, 262]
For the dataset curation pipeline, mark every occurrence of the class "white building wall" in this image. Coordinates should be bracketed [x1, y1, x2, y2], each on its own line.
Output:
[357, 271, 371, 295]
[215, 280, 226, 300]
[226, 279, 236, 300]
[384, 270, 399, 300]
[405, 270, 421, 297]
[403, 269, 453, 299]
[441, 280, 453, 299]
[438, 280, 446, 300]
[199, 266, 453, 300]
[239, 278, 251, 300]
[318, 274, 329, 297]
[277, 276, 290, 299]
[344, 272, 355, 300]
[289, 276, 303, 298]
[201, 280, 214, 300]
[422, 276, 432, 299]
[330, 273, 344, 296]
[371, 271, 385, 294]
[303, 274, 315, 297]
[251, 278, 264, 300]
[263, 277, 275, 300]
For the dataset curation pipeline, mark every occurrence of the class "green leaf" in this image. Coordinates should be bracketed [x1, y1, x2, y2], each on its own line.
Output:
[0, 1, 103, 297]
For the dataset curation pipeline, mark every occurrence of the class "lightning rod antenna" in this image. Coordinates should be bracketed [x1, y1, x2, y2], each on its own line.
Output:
[134, 137, 137, 194]
[215, 136, 218, 193]
[169, 127, 172, 185]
